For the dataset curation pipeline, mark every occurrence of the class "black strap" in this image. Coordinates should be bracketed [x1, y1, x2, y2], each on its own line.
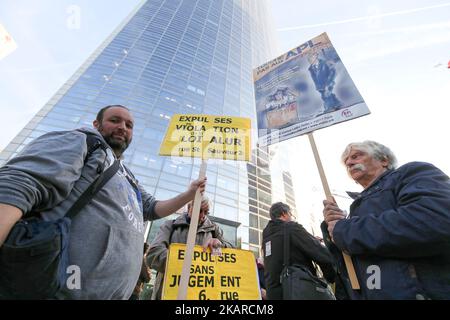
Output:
[283, 222, 290, 268]
[168, 219, 176, 243]
[84, 133, 109, 173]
[66, 160, 120, 220]
[281, 223, 291, 300]
[85, 134, 105, 159]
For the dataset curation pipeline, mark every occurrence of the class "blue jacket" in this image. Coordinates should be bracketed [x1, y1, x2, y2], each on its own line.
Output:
[328, 162, 450, 299]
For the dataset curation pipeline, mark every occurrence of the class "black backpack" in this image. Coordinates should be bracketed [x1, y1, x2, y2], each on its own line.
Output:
[0, 132, 119, 300]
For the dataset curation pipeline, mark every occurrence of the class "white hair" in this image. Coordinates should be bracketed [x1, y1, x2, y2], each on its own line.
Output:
[341, 140, 398, 170]
[187, 194, 211, 208]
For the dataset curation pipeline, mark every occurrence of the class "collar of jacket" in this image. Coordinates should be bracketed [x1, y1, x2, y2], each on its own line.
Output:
[269, 219, 297, 227]
[172, 213, 216, 232]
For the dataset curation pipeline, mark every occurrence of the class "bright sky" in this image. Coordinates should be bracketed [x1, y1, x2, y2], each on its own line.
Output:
[0, 1, 449, 231]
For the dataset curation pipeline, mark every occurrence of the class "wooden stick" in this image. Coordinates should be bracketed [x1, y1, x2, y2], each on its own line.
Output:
[177, 160, 208, 300]
[307, 132, 360, 290]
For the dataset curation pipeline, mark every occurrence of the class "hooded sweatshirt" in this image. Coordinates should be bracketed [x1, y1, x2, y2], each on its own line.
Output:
[0, 128, 159, 299]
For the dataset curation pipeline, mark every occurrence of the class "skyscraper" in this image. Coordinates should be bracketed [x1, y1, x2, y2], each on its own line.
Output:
[0, 0, 295, 255]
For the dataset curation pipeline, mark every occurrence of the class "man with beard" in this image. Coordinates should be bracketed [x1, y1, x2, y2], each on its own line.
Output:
[0, 105, 206, 299]
[322, 140, 450, 299]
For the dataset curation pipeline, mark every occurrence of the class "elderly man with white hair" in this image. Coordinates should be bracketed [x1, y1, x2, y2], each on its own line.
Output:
[322, 140, 450, 300]
[147, 194, 233, 300]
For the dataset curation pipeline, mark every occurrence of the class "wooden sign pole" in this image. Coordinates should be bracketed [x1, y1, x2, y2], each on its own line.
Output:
[307, 132, 360, 290]
[177, 160, 208, 300]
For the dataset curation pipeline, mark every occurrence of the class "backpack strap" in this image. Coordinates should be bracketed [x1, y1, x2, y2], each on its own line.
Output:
[66, 160, 120, 220]
[84, 132, 109, 173]
[85, 134, 106, 158]
[212, 224, 217, 239]
[64, 131, 117, 220]
[283, 222, 290, 268]
[168, 219, 177, 243]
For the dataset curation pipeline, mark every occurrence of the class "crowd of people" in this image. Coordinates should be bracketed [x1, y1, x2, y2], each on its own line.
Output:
[0, 105, 449, 300]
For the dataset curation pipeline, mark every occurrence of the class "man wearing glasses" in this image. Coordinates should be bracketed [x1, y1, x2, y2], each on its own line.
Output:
[147, 194, 233, 300]
[262, 202, 336, 299]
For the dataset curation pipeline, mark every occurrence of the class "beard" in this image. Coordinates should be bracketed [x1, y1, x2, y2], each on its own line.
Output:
[99, 127, 131, 156]
[103, 135, 130, 156]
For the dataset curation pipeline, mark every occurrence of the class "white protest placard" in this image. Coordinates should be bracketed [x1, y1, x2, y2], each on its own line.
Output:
[253, 33, 363, 289]
[254, 32, 370, 147]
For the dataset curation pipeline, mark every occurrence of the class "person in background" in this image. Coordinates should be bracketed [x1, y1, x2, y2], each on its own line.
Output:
[323, 140, 450, 299]
[262, 202, 336, 300]
[147, 194, 233, 300]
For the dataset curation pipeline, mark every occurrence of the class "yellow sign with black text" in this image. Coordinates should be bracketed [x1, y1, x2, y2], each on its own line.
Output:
[162, 244, 260, 300]
[159, 114, 251, 161]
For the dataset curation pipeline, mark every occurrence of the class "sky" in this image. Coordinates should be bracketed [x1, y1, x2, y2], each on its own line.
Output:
[0, 0, 449, 232]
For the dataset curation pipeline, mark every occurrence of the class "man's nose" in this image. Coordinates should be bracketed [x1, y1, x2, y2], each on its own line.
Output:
[117, 121, 127, 130]
[345, 158, 355, 168]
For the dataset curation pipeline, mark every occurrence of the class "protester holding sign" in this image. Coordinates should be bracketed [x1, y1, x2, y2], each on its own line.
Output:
[262, 202, 336, 300]
[158, 113, 250, 299]
[0, 105, 206, 299]
[322, 140, 450, 299]
[148, 195, 233, 300]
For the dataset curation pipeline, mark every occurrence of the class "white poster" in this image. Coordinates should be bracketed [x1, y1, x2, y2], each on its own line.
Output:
[254, 33, 370, 146]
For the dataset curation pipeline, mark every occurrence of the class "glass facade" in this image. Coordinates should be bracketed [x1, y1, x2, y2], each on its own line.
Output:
[0, 0, 295, 255]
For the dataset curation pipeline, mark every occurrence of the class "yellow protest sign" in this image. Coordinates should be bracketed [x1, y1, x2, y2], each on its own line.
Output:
[162, 244, 260, 300]
[159, 114, 251, 161]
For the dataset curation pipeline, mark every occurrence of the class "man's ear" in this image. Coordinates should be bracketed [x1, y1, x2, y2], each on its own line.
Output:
[93, 119, 99, 129]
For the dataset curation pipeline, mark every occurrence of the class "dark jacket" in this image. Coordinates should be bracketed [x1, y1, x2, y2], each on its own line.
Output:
[326, 162, 450, 300]
[262, 219, 336, 300]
